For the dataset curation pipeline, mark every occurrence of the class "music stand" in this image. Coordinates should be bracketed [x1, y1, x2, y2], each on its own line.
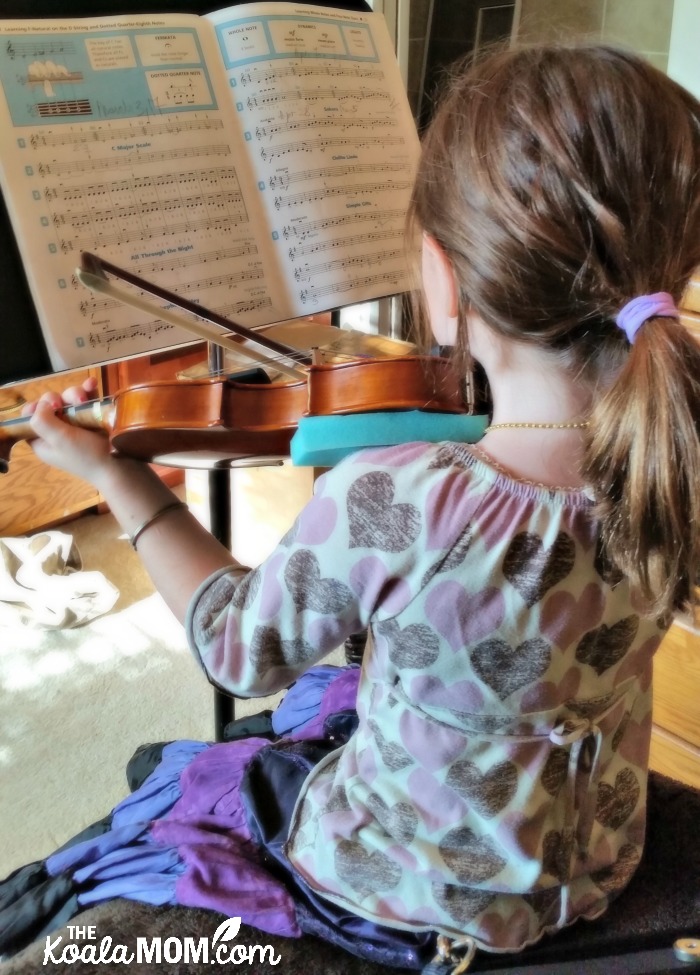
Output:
[0, 0, 376, 741]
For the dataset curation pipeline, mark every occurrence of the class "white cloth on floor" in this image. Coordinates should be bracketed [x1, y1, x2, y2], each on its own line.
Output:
[0, 531, 119, 628]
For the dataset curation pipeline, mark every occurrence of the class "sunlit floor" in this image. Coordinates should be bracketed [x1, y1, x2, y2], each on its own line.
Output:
[0, 500, 263, 878]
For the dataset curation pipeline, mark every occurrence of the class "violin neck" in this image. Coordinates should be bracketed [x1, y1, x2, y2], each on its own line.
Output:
[0, 398, 114, 445]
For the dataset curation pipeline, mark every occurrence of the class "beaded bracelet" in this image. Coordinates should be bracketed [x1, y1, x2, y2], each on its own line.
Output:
[129, 500, 188, 550]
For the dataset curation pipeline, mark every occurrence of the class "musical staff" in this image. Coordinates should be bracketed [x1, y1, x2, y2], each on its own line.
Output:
[246, 86, 392, 110]
[45, 166, 242, 204]
[238, 61, 386, 87]
[136, 242, 259, 277]
[274, 180, 411, 212]
[81, 266, 265, 316]
[299, 270, 404, 305]
[57, 214, 255, 253]
[255, 114, 396, 142]
[36, 144, 231, 177]
[52, 190, 245, 229]
[294, 247, 403, 282]
[36, 99, 90, 118]
[88, 319, 176, 350]
[280, 209, 406, 242]
[85, 294, 274, 352]
[29, 116, 224, 150]
[260, 134, 406, 162]
[5, 38, 76, 60]
[75, 243, 258, 296]
[215, 296, 274, 319]
[289, 229, 402, 261]
[268, 160, 408, 191]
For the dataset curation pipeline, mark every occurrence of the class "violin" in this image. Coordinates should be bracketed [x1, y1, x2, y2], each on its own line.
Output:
[0, 367, 307, 472]
[0, 253, 471, 472]
[0, 357, 467, 472]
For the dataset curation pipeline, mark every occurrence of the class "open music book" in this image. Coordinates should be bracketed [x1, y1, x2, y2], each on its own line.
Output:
[0, 3, 420, 371]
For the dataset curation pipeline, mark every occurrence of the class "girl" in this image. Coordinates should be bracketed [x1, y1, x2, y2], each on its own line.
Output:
[4, 41, 700, 971]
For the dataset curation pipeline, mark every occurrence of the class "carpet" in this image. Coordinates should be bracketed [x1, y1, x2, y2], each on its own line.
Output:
[0, 496, 290, 880]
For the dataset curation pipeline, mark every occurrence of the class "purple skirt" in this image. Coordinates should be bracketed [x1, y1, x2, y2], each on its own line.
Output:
[44, 665, 434, 970]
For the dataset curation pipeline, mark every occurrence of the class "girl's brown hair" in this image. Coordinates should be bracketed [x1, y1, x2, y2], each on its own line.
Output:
[409, 44, 700, 620]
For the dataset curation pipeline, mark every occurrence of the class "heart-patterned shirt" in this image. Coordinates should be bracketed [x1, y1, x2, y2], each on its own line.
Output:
[186, 440, 666, 953]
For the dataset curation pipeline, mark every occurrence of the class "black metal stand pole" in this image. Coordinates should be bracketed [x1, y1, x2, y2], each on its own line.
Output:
[206, 342, 235, 742]
[208, 466, 235, 741]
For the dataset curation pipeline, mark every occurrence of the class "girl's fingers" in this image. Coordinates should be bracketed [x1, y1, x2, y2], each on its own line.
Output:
[37, 391, 63, 411]
[62, 384, 90, 406]
[64, 377, 98, 405]
[30, 398, 62, 434]
[20, 376, 98, 416]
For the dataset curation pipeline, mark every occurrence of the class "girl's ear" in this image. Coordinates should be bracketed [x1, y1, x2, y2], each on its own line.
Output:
[421, 233, 459, 345]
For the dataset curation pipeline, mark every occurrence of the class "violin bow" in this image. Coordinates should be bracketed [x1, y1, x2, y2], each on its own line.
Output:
[76, 252, 310, 382]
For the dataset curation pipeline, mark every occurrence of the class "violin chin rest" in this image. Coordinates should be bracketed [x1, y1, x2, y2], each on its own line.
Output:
[290, 410, 488, 467]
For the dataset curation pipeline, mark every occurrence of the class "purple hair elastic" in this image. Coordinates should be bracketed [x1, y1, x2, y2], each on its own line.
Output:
[616, 292, 680, 344]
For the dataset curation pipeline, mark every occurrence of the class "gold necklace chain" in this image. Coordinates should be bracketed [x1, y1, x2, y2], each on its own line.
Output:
[484, 420, 590, 432]
[468, 443, 586, 494]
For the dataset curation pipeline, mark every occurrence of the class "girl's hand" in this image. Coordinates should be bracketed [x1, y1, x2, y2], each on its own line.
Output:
[23, 376, 116, 487]
[21, 378, 236, 624]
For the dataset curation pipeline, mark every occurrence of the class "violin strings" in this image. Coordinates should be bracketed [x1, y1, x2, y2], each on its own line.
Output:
[200, 344, 380, 381]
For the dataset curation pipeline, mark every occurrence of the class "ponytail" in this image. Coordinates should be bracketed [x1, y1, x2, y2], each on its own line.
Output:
[584, 316, 700, 620]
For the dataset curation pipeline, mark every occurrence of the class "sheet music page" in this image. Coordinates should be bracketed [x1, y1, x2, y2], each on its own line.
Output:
[205, 3, 420, 315]
[0, 5, 420, 373]
[0, 13, 283, 371]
